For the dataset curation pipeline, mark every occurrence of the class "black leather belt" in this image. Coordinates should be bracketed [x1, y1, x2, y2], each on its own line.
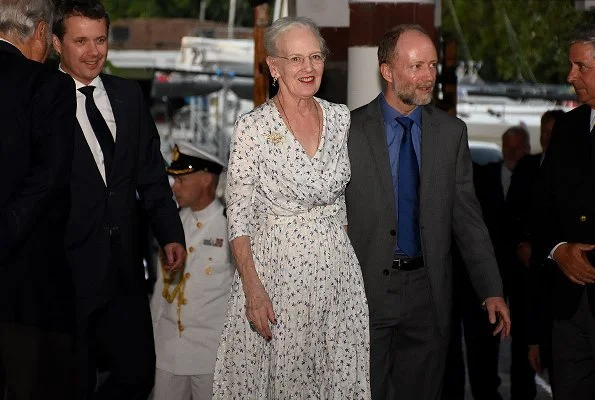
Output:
[392, 257, 424, 271]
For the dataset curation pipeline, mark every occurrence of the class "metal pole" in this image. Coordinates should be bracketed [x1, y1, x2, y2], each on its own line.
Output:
[228, 0, 237, 39]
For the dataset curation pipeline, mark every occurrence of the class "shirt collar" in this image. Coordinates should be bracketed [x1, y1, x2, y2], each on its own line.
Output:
[0, 38, 22, 55]
[58, 65, 103, 91]
[590, 108, 595, 131]
[0, 38, 17, 48]
[379, 92, 422, 128]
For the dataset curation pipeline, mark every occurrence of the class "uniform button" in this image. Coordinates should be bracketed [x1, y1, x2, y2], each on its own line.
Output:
[390, 230, 396, 236]
[188, 246, 195, 253]
[382, 269, 389, 276]
[196, 222, 203, 228]
[580, 215, 588, 222]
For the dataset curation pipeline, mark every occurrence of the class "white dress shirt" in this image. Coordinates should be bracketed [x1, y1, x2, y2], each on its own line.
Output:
[61, 69, 116, 184]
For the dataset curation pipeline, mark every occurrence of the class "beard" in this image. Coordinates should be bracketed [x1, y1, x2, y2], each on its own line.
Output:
[393, 80, 434, 106]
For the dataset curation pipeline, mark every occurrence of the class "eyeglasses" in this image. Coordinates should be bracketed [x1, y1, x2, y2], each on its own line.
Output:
[274, 53, 326, 67]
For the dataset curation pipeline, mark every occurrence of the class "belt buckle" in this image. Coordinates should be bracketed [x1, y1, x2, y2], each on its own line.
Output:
[393, 257, 410, 269]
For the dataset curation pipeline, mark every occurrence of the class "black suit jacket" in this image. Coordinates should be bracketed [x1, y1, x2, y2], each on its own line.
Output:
[473, 161, 516, 290]
[508, 153, 542, 245]
[65, 73, 184, 311]
[0, 41, 76, 332]
[533, 104, 595, 319]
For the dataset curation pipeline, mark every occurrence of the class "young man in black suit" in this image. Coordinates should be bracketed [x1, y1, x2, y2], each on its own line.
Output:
[52, 1, 186, 399]
[0, 0, 76, 398]
[532, 25, 595, 400]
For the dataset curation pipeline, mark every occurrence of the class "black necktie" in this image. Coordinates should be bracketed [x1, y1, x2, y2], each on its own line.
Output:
[396, 116, 421, 257]
[78, 86, 114, 176]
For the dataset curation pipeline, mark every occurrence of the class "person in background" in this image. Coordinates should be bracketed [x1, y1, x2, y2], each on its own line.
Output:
[507, 110, 565, 392]
[0, 0, 76, 398]
[474, 126, 534, 399]
[345, 24, 510, 400]
[213, 16, 371, 399]
[52, 1, 185, 398]
[151, 142, 234, 400]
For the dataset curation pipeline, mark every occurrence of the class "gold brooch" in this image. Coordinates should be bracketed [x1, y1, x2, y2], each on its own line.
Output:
[172, 145, 180, 161]
[265, 132, 284, 145]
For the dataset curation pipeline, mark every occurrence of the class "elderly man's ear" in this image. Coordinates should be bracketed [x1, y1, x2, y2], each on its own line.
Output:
[30, 20, 50, 62]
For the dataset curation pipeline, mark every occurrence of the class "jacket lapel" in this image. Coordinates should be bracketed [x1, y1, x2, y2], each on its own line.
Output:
[364, 97, 397, 217]
[420, 106, 439, 213]
[100, 74, 128, 183]
[75, 122, 106, 186]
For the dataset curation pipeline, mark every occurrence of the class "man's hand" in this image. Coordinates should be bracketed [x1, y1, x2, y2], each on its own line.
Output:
[528, 344, 542, 373]
[552, 242, 595, 285]
[163, 242, 186, 271]
[516, 242, 532, 269]
[484, 296, 511, 338]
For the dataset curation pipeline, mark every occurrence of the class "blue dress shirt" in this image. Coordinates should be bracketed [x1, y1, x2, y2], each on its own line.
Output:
[378, 93, 422, 256]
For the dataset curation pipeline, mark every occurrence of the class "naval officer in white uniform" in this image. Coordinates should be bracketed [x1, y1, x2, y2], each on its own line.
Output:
[151, 141, 234, 400]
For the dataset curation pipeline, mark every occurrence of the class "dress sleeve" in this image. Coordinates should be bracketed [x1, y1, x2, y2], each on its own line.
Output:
[226, 113, 261, 241]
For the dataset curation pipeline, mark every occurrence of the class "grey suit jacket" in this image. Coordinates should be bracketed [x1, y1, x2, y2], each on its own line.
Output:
[345, 96, 503, 336]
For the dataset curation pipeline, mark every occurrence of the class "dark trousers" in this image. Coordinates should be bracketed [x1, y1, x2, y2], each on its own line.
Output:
[441, 317, 465, 400]
[462, 300, 502, 400]
[0, 322, 72, 400]
[509, 267, 536, 399]
[370, 268, 450, 400]
[552, 291, 595, 400]
[73, 287, 155, 400]
[442, 262, 502, 400]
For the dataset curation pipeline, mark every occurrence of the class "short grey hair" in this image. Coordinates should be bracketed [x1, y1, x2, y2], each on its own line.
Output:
[0, 0, 54, 41]
[264, 16, 329, 57]
[502, 125, 530, 146]
[378, 24, 430, 65]
[570, 25, 595, 56]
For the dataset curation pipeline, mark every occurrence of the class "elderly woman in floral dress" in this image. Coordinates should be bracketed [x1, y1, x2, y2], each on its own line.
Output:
[212, 16, 371, 399]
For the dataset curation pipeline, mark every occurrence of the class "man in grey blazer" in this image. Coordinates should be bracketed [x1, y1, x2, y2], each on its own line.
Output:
[345, 24, 511, 400]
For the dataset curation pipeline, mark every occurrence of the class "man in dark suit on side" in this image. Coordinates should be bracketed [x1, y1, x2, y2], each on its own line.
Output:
[474, 126, 536, 399]
[345, 24, 510, 400]
[0, 0, 76, 398]
[531, 25, 595, 400]
[52, 1, 185, 399]
[507, 110, 564, 388]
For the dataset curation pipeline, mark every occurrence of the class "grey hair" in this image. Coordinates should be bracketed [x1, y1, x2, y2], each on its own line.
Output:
[378, 24, 430, 65]
[570, 25, 595, 56]
[0, 0, 54, 41]
[264, 16, 329, 57]
[502, 125, 530, 146]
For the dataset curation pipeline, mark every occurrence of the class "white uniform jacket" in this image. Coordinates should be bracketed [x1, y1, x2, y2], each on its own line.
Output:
[151, 200, 234, 375]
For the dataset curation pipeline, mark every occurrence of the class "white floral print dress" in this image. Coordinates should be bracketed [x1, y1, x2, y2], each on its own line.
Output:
[213, 98, 370, 400]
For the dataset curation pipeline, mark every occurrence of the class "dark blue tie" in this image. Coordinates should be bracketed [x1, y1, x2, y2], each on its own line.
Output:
[78, 86, 114, 177]
[396, 116, 421, 257]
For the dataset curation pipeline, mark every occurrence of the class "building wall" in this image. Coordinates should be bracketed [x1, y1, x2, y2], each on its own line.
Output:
[575, 0, 595, 11]
[109, 18, 251, 50]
